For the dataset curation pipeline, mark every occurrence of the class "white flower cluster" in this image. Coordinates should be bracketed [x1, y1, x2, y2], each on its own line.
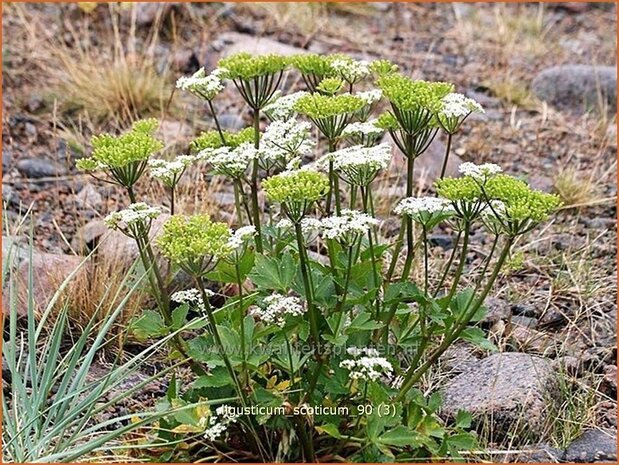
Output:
[148, 155, 196, 187]
[339, 347, 393, 382]
[458, 162, 502, 180]
[323, 143, 392, 185]
[263, 91, 308, 121]
[249, 293, 305, 327]
[176, 67, 228, 101]
[171, 287, 214, 306]
[198, 143, 258, 178]
[356, 89, 382, 106]
[331, 58, 370, 84]
[227, 225, 257, 250]
[104, 203, 161, 232]
[260, 119, 315, 169]
[394, 197, 454, 216]
[202, 404, 239, 442]
[342, 120, 384, 138]
[320, 210, 378, 244]
[439, 93, 484, 119]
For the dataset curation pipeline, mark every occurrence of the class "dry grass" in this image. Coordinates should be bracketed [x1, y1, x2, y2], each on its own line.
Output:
[553, 166, 601, 208]
[9, 3, 172, 127]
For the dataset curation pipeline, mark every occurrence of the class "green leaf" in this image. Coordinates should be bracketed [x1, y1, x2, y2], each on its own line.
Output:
[249, 253, 297, 291]
[130, 310, 168, 339]
[193, 367, 233, 388]
[171, 305, 189, 330]
[455, 410, 472, 428]
[378, 426, 422, 447]
[315, 423, 343, 439]
[206, 250, 255, 283]
[460, 327, 497, 352]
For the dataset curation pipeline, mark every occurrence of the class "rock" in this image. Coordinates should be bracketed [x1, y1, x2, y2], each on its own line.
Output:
[440, 342, 481, 374]
[441, 352, 558, 438]
[2, 251, 89, 318]
[511, 315, 539, 329]
[16, 158, 67, 179]
[218, 113, 246, 131]
[428, 234, 454, 249]
[531, 65, 616, 115]
[212, 191, 237, 207]
[2, 184, 20, 207]
[564, 429, 617, 462]
[601, 365, 617, 398]
[481, 297, 511, 327]
[509, 325, 558, 356]
[215, 32, 308, 57]
[74, 184, 102, 210]
[71, 220, 110, 253]
[508, 443, 564, 463]
[132, 2, 174, 26]
[2, 149, 12, 171]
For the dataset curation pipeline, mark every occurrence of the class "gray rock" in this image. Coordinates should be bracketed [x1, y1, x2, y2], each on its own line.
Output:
[215, 32, 308, 57]
[2, 184, 20, 207]
[531, 65, 617, 115]
[564, 429, 617, 462]
[440, 342, 481, 374]
[218, 113, 245, 131]
[74, 184, 102, 210]
[481, 297, 512, 326]
[508, 443, 564, 463]
[16, 158, 67, 179]
[71, 220, 109, 253]
[2, 149, 12, 171]
[442, 352, 558, 437]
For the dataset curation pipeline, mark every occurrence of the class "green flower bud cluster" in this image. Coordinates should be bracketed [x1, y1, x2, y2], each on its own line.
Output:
[485, 175, 562, 222]
[377, 74, 454, 113]
[435, 176, 483, 203]
[376, 112, 400, 131]
[217, 52, 289, 80]
[370, 59, 399, 76]
[157, 215, 233, 275]
[190, 127, 255, 152]
[294, 93, 365, 120]
[263, 169, 329, 204]
[316, 77, 345, 96]
[290, 54, 336, 80]
[77, 119, 163, 172]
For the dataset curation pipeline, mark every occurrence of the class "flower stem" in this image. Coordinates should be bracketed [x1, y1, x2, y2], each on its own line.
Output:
[294, 222, 320, 356]
[440, 132, 453, 179]
[251, 109, 263, 253]
[395, 237, 513, 401]
[208, 99, 226, 145]
[235, 260, 248, 387]
[233, 180, 244, 225]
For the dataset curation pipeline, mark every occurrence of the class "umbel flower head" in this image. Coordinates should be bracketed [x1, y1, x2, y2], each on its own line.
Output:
[76, 119, 163, 188]
[339, 347, 393, 383]
[157, 214, 234, 276]
[190, 127, 255, 152]
[290, 53, 337, 91]
[249, 293, 306, 327]
[321, 143, 392, 186]
[294, 93, 365, 140]
[198, 143, 258, 179]
[320, 209, 378, 246]
[369, 59, 399, 76]
[263, 91, 308, 121]
[260, 118, 315, 170]
[148, 155, 196, 188]
[377, 74, 454, 134]
[341, 119, 384, 146]
[176, 67, 228, 101]
[316, 77, 346, 96]
[438, 93, 484, 134]
[394, 196, 455, 229]
[104, 202, 161, 239]
[330, 56, 371, 86]
[218, 52, 288, 109]
[262, 169, 329, 222]
[226, 225, 257, 252]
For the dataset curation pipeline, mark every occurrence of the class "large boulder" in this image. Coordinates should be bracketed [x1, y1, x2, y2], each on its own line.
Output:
[564, 429, 617, 463]
[531, 65, 616, 115]
[214, 32, 308, 57]
[441, 352, 558, 438]
[2, 251, 89, 318]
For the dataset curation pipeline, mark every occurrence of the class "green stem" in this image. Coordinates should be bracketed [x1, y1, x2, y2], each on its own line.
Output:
[401, 155, 416, 280]
[439, 132, 453, 179]
[208, 99, 226, 145]
[294, 223, 320, 356]
[251, 109, 263, 253]
[233, 180, 244, 225]
[432, 229, 462, 297]
[361, 186, 381, 319]
[442, 226, 471, 307]
[395, 238, 513, 401]
[169, 187, 175, 216]
[235, 259, 248, 387]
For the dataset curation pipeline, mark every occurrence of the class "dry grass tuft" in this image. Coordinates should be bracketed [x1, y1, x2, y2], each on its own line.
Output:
[553, 166, 601, 208]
